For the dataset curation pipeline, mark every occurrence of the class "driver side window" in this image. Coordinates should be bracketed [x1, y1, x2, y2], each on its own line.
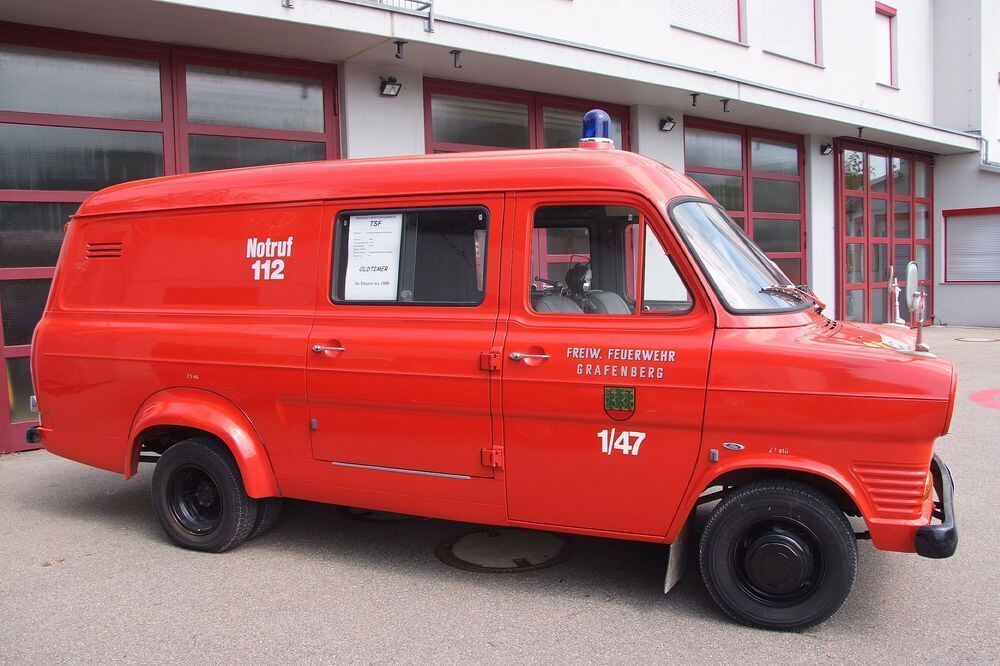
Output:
[530, 205, 636, 315]
[528, 205, 691, 316]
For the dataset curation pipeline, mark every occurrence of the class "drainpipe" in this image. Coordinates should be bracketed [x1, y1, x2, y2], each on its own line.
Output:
[976, 134, 1000, 173]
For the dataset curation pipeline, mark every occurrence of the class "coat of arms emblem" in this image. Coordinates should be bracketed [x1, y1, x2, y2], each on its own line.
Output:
[604, 386, 635, 421]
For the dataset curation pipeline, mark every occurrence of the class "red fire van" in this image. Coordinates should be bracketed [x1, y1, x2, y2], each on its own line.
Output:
[30, 113, 956, 630]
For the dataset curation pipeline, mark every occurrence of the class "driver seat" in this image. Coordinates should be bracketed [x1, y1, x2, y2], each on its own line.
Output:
[535, 294, 584, 314]
[587, 291, 631, 315]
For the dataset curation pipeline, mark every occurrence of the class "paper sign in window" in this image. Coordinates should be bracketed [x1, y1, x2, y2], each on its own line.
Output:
[344, 214, 402, 301]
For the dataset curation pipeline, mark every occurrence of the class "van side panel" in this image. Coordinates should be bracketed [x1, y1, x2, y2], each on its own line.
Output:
[33, 203, 321, 485]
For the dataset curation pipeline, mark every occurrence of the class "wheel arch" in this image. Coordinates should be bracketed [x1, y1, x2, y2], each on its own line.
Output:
[126, 387, 280, 498]
[666, 459, 867, 543]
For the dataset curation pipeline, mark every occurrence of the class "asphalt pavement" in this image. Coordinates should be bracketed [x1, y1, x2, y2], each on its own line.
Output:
[1, 325, 998, 663]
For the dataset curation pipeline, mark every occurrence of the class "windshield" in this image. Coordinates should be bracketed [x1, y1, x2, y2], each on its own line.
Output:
[670, 200, 812, 313]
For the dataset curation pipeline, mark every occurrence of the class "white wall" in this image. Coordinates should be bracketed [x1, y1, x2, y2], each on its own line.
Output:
[805, 134, 838, 312]
[631, 105, 685, 168]
[932, 0, 981, 133]
[932, 154, 1000, 327]
[932, 0, 999, 157]
[978, 0, 1000, 159]
[341, 62, 425, 158]
[433, 0, 939, 126]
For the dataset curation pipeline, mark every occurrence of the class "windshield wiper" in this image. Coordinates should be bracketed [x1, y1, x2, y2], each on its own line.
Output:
[761, 284, 826, 312]
[761, 284, 808, 301]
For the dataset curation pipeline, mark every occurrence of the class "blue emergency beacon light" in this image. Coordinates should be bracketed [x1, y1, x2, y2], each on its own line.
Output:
[579, 109, 614, 150]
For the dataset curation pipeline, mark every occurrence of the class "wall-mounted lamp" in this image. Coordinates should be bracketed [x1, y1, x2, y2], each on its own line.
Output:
[820, 143, 833, 156]
[449, 49, 463, 69]
[659, 117, 676, 132]
[690, 93, 699, 107]
[721, 99, 731, 113]
[379, 76, 402, 97]
[393, 40, 407, 59]
[857, 126, 864, 138]
[281, 0, 293, 7]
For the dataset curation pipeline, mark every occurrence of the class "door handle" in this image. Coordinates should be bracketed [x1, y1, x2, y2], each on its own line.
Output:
[312, 344, 346, 353]
[509, 352, 550, 361]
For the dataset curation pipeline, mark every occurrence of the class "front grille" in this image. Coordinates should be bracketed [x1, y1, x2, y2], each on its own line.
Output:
[851, 462, 928, 518]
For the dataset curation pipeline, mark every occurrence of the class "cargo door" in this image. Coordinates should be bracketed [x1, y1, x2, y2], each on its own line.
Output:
[306, 194, 504, 479]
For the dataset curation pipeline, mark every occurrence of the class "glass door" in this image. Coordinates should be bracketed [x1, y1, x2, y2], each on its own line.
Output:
[836, 141, 933, 324]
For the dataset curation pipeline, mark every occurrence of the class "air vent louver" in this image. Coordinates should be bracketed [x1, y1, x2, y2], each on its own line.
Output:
[85, 241, 123, 259]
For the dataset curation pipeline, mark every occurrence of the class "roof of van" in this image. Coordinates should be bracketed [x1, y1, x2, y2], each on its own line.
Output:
[74, 148, 707, 218]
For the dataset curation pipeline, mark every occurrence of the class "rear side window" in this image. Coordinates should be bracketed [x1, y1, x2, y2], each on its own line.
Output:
[332, 207, 487, 305]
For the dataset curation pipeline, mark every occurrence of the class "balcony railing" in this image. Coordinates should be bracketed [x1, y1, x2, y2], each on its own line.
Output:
[334, 0, 435, 31]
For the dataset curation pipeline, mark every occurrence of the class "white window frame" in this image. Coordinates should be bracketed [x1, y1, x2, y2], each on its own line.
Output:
[762, 0, 823, 66]
[670, 0, 748, 46]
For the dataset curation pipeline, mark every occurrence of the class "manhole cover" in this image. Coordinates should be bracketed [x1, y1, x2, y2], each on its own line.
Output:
[435, 528, 571, 573]
[341, 507, 425, 523]
[956, 337, 999, 342]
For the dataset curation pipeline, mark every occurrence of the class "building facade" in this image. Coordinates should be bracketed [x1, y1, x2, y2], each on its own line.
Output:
[1, 0, 998, 452]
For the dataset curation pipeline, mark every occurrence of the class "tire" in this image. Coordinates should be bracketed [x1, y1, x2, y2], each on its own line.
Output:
[247, 498, 284, 540]
[151, 437, 258, 553]
[699, 479, 858, 631]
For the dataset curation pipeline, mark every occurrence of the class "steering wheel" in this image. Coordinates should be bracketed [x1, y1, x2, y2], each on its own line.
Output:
[532, 275, 564, 296]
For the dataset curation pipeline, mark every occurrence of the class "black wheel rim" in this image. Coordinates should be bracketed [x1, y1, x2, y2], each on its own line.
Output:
[729, 518, 825, 607]
[168, 464, 223, 535]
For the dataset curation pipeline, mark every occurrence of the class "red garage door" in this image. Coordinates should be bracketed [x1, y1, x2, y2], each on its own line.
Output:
[0, 21, 340, 453]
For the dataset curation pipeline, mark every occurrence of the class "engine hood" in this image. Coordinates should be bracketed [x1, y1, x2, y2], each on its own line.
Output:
[828, 320, 918, 353]
[710, 314, 956, 403]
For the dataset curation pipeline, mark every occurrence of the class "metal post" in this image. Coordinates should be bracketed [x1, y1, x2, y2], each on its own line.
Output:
[914, 292, 930, 352]
[424, 0, 435, 31]
[887, 266, 906, 327]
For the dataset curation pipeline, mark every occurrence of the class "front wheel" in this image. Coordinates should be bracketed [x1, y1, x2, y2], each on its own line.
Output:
[699, 479, 858, 631]
[151, 437, 258, 553]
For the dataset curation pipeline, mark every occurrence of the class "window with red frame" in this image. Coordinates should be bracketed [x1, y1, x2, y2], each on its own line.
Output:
[424, 79, 631, 290]
[683, 118, 807, 286]
[0, 22, 339, 453]
[423, 79, 630, 153]
[174, 51, 338, 172]
[875, 3, 897, 86]
[836, 142, 932, 324]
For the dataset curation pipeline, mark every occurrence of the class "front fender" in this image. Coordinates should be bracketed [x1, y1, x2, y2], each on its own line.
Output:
[127, 387, 280, 498]
[665, 454, 869, 543]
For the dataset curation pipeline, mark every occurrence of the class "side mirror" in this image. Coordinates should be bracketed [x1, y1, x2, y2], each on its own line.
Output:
[905, 261, 920, 312]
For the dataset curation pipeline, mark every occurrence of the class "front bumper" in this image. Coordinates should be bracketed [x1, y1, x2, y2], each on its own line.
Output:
[914, 454, 957, 558]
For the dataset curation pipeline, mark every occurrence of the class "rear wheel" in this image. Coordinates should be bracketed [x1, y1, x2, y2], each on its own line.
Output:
[699, 479, 858, 630]
[151, 437, 257, 553]
[248, 497, 284, 540]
